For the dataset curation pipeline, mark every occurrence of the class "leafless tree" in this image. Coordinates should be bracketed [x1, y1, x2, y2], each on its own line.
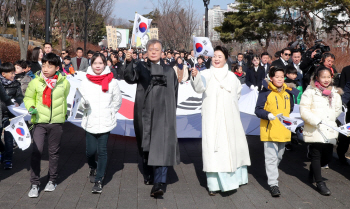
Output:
[13, 0, 34, 60]
[154, 0, 199, 50]
[0, 0, 12, 33]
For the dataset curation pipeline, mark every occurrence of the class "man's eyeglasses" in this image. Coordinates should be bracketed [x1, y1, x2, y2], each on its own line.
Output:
[284, 53, 291, 56]
[61, 52, 67, 55]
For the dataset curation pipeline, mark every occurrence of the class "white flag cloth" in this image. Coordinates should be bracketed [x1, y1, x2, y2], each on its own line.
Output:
[68, 88, 83, 120]
[238, 84, 259, 115]
[5, 114, 31, 150]
[193, 37, 214, 57]
[276, 114, 304, 133]
[322, 122, 350, 137]
[132, 13, 152, 38]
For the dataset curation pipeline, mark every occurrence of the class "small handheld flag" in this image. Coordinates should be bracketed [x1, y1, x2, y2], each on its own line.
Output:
[193, 37, 214, 57]
[68, 88, 84, 120]
[276, 114, 304, 133]
[132, 13, 152, 39]
[5, 114, 31, 150]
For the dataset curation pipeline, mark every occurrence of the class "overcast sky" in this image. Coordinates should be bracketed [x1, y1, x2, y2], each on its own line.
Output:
[112, 0, 235, 22]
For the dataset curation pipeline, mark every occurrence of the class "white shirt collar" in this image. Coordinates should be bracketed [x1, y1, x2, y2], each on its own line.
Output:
[280, 57, 288, 65]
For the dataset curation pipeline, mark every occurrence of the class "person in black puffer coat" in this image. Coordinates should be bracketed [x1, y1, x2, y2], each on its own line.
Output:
[0, 63, 24, 169]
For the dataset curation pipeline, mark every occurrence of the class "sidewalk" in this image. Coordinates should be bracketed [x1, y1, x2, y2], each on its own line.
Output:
[1, 123, 350, 209]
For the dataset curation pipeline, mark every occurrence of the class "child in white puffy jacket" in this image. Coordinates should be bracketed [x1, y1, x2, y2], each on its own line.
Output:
[79, 53, 122, 194]
[300, 66, 342, 196]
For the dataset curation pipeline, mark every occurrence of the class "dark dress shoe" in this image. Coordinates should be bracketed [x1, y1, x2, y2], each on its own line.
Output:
[150, 183, 165, 198]
[270, 186, 281, 197]
[316, 182, 331, 196]
[208, 191, 216, 196]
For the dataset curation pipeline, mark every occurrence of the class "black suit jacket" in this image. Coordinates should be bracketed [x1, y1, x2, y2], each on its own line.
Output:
[245, 66, 266, 91]
[271, 58, 289, 70]
[204, 58, 211, 69]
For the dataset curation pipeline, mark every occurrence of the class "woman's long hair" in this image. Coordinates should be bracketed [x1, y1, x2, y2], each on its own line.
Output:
[31, 47, 42, 62]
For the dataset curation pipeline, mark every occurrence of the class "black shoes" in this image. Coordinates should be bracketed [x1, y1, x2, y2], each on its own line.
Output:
[316, 182, 331, 196]
[150, 183, 165, 198]
[92, 181, 103, 193]
[89, 168, 96, 183]
[270, 186, 281, 197]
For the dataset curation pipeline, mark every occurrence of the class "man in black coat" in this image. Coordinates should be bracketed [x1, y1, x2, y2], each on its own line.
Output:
[260, 52, 271, 76]
[271, 48, 291, 70]
[203, 56, 211, 69]
[124, 39, 180, 198]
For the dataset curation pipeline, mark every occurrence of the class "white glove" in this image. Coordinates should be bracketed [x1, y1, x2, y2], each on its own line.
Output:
[268, 113, 276, 121]
[250, 85, 255, 90]
[82, 100, 90, 109]
[254, 86, 258, 91]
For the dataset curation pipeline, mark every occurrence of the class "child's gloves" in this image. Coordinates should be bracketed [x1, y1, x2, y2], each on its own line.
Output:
[250, 85, 255, 90]
[82, 100, 90, 109]
[268, 113, 276, 121]
[29, 106, 38, 115]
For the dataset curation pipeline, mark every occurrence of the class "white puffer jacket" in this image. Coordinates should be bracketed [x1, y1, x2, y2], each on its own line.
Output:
[300, 81, 342, 145]
[79, 66, 122, 134]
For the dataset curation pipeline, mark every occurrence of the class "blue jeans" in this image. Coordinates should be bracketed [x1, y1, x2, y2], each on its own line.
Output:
[0, 118, 13, 162]
[86, 131, 110, 181]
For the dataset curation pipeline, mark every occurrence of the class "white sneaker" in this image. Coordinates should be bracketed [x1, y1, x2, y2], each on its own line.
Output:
[322, 164, 329, 169]
[28, 185, 39, 198]
[44, 181, 57, 192]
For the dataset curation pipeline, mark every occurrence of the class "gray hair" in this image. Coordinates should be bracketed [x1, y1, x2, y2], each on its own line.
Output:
[146, 39, 163, 51]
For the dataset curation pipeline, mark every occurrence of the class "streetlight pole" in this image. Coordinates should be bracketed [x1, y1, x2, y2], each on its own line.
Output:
[45, 0, 50, 43]
[203, 0, 210, 38]
[83, 0, 90, 56]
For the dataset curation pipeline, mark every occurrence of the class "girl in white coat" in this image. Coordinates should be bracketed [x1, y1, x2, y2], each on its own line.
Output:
[79, 53, 122, 194]
[300, 66, 342, 196]
[191, 46, 251, 196]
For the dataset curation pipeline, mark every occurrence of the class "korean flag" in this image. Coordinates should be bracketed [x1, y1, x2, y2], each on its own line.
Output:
[132, 13, 152, 38]
[193, 36, 214, 57]
[5, 114, 31, 150]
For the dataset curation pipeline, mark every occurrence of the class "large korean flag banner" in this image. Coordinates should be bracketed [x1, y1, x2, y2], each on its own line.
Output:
[5, 115, 31, 150]
[193, 37, 214, 57]
[132, 13, 152, 38]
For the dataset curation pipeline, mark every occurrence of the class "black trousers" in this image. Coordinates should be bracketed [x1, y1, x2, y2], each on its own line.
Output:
[30, 124, 63, 185]
[142, 152, 168, 184]
[309, 143, 333, 183]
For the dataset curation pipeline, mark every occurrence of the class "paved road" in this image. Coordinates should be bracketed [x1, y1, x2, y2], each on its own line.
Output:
[1, 123, 350, 209]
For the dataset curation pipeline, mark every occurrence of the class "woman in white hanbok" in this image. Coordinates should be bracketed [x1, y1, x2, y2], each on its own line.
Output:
[191, 46, 251, 195]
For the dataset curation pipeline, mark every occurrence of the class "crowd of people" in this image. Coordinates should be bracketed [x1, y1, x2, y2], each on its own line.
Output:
[0, 38, 350, 200]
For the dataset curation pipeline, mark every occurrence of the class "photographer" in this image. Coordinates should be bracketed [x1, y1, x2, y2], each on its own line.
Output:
[300, 40, 331, 89]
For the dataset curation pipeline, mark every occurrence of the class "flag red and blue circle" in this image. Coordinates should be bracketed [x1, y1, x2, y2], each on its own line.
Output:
[195, 43, 203, 53]
[16, 127, 25, 136]
[283, 120, 292, 126]
[347, 126, 350, 130]
[139, 22, 147, 33]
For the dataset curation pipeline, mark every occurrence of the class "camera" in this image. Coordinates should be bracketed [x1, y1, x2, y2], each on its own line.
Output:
[308, 39, 330, 64]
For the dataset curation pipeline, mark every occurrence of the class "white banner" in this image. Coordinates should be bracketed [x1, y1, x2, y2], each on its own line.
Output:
[116, 28, 129, 48]
[8, 72, 321, 138]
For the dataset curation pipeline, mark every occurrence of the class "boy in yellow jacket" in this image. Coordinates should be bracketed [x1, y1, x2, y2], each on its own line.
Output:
[255, 66, 299, 197]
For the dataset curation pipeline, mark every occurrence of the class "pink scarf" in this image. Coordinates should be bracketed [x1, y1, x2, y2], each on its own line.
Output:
[314, 81, 333, 107]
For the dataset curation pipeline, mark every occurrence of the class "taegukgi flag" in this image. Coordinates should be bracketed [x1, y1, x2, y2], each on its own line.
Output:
[132, 13, 152, 38]
[68, 88, 83, 120]
[5, 114, 31, 150]
[193, 37, 214, 57]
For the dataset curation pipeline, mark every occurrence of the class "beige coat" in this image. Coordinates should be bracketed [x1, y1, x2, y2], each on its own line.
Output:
[300, 81, 342, 145]
[191, 64, 251, 172]
[173, 65, 189, 83]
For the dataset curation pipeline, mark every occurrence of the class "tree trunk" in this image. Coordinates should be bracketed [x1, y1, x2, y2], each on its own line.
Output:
[62, 31, 67, 50]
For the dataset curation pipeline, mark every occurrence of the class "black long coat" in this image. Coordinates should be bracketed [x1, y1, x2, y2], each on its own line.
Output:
[245, 66, 265, 91]
[124, 59, 180, 166]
